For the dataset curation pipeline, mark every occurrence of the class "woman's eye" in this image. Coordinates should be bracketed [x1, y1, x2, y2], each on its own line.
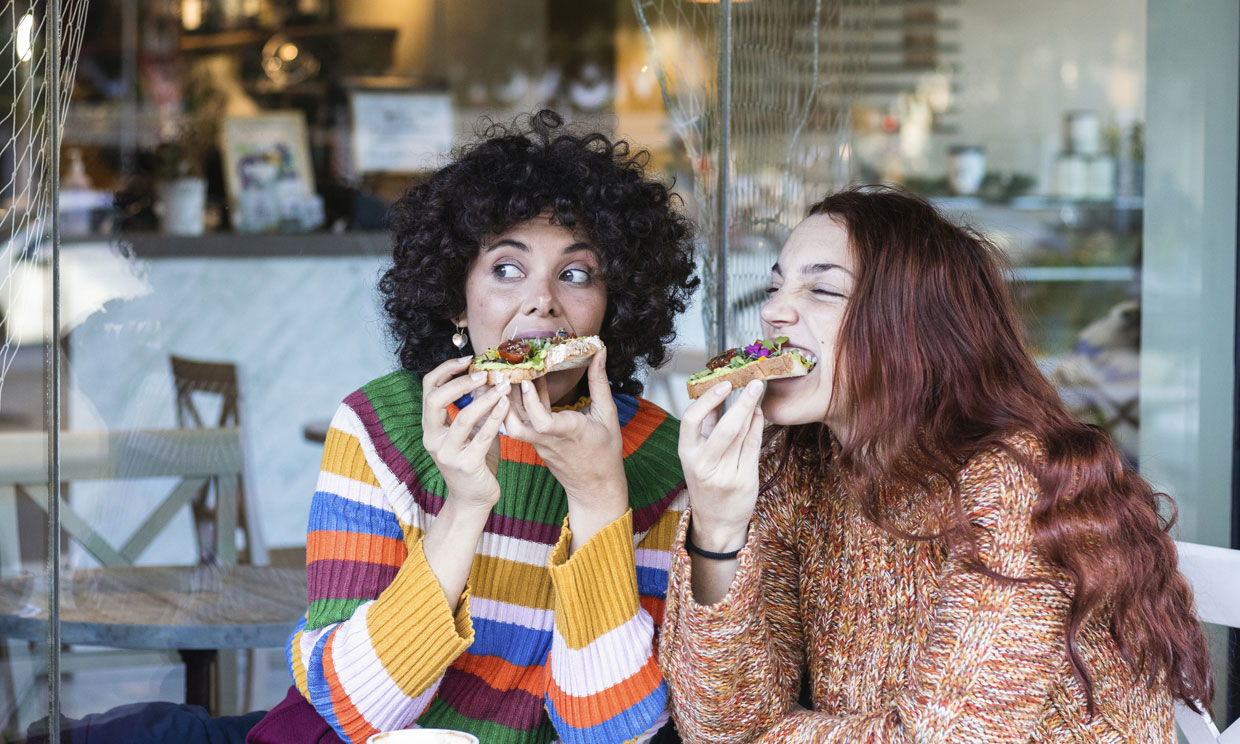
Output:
[764, 285, 781, 295]
[812, 287, 844, 298]
[493, 263, 524, 279]
[561, 268, 592, 284]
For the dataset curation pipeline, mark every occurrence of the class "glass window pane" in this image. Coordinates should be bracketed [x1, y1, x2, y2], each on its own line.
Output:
[8, 0, 1235, 736]
[46, 0, 693, 734]
[1143, 0, 1238, 724]
[1, 0, 60, 734]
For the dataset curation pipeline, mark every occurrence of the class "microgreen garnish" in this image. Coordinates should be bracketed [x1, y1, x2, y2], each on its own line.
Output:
[742, 336, 789, 359]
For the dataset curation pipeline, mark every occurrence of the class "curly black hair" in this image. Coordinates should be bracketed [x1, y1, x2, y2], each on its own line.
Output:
[379, 110, 699, 396]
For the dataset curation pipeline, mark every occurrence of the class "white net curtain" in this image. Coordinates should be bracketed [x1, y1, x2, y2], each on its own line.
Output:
[0, 0, 90, 407]
[633, 0, 876, 351]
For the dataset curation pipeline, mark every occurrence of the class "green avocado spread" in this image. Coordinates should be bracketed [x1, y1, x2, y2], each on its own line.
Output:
[687, 338, 814, 383]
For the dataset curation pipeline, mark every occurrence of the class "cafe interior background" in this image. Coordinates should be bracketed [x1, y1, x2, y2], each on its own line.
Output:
[0, 0, 1236, 739]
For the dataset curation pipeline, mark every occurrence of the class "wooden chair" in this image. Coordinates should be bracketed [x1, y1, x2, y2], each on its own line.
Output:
[1174, 540, 1240, 743]
[171, 355, 273, 710]
[0, 428, 244, 732]
[170, 355, 266, 566]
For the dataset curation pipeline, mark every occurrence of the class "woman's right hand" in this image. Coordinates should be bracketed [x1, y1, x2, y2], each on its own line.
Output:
[678, 378, 766, 553]
[421, 356, 511, 510]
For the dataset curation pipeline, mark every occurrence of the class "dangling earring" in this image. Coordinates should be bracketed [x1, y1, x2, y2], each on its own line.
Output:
[452, 324, 469, 350]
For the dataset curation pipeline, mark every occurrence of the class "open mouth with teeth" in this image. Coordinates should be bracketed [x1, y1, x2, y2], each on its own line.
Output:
[512, 329, 562, 340]
[782, 347, 819, 367]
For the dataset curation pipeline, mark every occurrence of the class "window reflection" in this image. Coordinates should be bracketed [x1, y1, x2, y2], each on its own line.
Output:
[0, 0, 1236, 738]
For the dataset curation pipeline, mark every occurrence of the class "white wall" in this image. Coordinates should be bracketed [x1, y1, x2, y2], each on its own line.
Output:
[935, 0, 1146, 191]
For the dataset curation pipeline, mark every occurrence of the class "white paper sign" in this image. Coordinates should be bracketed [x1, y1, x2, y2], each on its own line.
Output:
[350, 91, 455, 173]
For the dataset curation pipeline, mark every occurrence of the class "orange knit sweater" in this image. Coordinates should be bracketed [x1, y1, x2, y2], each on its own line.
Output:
[658, 436, 1175, 743]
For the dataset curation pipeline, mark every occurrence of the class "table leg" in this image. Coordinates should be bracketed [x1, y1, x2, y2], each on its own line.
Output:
[217, 648, 240, 715]
[179, 649, 217, 714]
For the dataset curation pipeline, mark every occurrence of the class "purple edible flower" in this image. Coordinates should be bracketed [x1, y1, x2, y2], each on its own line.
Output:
[744, 341, 768, 358]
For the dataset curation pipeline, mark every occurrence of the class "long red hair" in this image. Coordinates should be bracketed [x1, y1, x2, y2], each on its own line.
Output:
[767, 185, 1213, 712]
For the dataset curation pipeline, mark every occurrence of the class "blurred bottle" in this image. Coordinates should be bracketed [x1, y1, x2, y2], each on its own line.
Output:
[60, 148, 96, 237]
[1056, 153, 1089, 200]
[1116, 121, 1144, 198]
[1064, 111, 1100, 157]
[947, 145, 986, 196]
[1056, 110, 1116, 200]
[1085, 156, 1115, 200]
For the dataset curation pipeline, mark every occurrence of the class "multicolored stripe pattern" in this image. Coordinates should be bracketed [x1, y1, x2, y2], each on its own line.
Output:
[287, 370, 686, 744]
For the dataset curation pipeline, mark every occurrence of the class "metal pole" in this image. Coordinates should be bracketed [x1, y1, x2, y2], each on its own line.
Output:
[715, 0, 732, 354]
[46, 0, 63, 736]
[120, 0, 138, 176]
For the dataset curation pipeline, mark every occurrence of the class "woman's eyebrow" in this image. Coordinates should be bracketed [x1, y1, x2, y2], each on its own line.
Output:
[801, 262, 850, 276]
[770, 261, 851, 276]
[484, 239, 529, 253]
[482, 240, 594, 254]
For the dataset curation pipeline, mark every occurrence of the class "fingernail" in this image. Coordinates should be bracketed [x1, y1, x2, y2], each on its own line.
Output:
[459, 355, 472, 363]
[746, 380, 764, 399]
[713, 381, 732, 396]
[497, 380, 511, 394]
[521, 380, 532, 393]
[471, 372, 486, 383]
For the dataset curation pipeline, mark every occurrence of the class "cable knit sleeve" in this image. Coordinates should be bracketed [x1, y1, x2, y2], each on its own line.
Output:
[663, 444, 1073, 744]
[286, 402, 474, 744]
[658, 462, 807, 744]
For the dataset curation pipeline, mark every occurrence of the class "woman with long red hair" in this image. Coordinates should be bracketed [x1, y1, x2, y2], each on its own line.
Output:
[659, 185, 1213, 742]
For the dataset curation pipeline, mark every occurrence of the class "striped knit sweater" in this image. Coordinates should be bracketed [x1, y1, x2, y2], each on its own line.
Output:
[288, 370, 688, 744]
[659, 435, 1176, 743]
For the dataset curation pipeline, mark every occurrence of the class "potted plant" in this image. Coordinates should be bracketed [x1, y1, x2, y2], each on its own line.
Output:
[154, 118, 211, 236]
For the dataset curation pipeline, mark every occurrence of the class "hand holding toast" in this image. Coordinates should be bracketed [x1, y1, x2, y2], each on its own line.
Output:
[504, 348, 629, 550]
[421, 356, 509, 510]
[678, 379, 766, 553]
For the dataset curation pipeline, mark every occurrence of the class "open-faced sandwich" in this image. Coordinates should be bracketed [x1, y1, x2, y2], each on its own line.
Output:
[686, 336, 817, 399]
[469, 329, 605, 385]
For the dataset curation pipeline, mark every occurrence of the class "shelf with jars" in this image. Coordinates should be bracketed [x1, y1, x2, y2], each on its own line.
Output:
[927, 190, 1142, 368]
[927, 188, 1143, 461]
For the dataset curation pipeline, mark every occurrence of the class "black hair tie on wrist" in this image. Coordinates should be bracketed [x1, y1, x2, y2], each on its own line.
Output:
[685, 522, 746, 560]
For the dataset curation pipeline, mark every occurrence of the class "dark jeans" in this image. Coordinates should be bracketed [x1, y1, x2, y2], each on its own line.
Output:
[22, 702, 265, 744]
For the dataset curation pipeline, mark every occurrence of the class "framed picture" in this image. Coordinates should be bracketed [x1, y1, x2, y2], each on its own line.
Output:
[219, 111, 320, 233]
[348, 87, 454, 174]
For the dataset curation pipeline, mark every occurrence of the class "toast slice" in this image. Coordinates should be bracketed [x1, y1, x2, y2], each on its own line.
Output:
[469, 334, 604, 385]
[685, 338, 817, 399]
[686, 352, 812, 398]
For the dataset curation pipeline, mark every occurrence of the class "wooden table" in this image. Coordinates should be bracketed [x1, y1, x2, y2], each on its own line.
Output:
[0, 564, 307, 715]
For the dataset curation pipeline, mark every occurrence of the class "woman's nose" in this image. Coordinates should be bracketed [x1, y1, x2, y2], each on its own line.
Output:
[760, 288, 794, 326]
[525, 285, 559, 317]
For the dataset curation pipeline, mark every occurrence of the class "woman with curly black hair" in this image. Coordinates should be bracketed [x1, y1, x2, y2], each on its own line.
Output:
[246, 110, 698, 744]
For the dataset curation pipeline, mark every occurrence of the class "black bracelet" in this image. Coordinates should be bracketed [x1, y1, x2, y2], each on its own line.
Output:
[685, 522, 746, 560]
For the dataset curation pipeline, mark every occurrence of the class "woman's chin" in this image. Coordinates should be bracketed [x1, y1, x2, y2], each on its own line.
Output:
[546, 369, 589, 407]
[760, 396, 825, 427]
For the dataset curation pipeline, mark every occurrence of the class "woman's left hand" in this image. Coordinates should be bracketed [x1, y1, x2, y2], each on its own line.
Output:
[504, 348, 629, 548]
